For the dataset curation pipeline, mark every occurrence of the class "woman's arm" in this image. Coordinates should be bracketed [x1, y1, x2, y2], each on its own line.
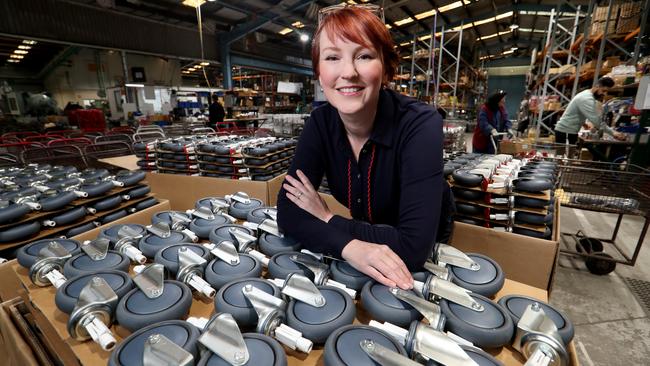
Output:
[478, 108, 495, 136]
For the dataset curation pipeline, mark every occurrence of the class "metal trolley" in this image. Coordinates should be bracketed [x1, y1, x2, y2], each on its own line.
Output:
[554, 159, 650, 275]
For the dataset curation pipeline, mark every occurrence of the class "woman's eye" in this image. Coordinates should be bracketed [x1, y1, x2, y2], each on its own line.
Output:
[358, 53, 374, 60]
[324, 55, 339, 61]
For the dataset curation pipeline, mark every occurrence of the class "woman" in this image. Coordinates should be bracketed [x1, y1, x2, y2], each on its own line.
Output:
[277, 5, 444, 290]
[472, 91, 512, 154]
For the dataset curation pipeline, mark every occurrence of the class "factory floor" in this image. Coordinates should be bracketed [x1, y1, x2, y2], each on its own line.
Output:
[551, 207, 650, 365]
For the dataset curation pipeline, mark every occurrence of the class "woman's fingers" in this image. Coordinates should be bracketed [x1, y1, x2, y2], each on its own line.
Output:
[362, 265, 396, 288]
[296, 170, 315, 192]
[375, 255, 413, 290]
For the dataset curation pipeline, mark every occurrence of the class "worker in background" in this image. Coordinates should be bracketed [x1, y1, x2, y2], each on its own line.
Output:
[554, 77, 626, 144]
[208, 93, 225, 130]
[472, 90, 513, 154]
[516, 91, 531, 137]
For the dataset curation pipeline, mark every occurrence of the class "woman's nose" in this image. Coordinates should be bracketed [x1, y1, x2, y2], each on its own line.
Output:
[340, 59, 359, 79]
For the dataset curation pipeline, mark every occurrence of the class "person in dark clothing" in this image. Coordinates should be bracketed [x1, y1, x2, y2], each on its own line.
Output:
[472, 90, 512, 154]
[277, 6, 448, 290]
[208, 94, 225, 130]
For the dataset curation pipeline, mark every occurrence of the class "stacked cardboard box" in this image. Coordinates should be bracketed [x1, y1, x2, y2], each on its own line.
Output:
[616, 1, 641, 33]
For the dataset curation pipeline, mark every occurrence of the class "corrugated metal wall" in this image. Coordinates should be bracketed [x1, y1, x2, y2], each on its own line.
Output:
[0, 0, 219, 60]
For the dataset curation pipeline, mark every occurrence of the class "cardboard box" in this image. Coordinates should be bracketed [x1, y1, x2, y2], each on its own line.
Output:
[144, 172, 286, 210]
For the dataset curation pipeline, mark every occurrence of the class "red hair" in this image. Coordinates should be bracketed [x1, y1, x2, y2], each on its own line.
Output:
[311, 7, 399, 83]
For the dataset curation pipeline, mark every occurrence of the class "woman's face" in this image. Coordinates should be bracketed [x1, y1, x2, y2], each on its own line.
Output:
[318, 31, 384, 119]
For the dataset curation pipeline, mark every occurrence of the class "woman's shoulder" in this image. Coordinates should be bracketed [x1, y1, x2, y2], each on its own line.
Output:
[383, 90, 440, 129]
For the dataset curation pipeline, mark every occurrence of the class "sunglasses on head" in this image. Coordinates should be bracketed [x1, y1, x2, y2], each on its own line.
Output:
[317, 3, 385, 24]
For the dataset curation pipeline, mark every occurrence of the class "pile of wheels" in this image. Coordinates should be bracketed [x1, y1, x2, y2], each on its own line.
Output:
[16, 190, 575, 366]
[446, 153, 557, 240]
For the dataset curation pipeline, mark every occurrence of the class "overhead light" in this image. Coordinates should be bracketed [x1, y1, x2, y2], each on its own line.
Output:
[279, 28, 293, 35]
[14, 50, 28, 54]
[502, 50, 515, 55]
[7, 59, 20, 63]
[511, 47, 518, 51]
[10, 55, 24, 59]
[181, 0, 206, 7]
[395, 17, 414, 26]
[509, 24, 519, 30]
[195, 65, 202, 69]
[300, 34, 309, 42]
[477, 30, 513, 41]
[188, 68, 196, 71]
[385, 24, 392, 29]
[22, 40, 37, 45]
[182, 71, 190, 74]
[200, 62, 210, 66]
[292, 21, 305, 29]
[18, 45, 31, 50]
[125, 83, 145, 88]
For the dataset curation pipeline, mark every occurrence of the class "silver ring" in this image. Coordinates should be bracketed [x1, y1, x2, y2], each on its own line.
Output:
[297, 192, 303, 198]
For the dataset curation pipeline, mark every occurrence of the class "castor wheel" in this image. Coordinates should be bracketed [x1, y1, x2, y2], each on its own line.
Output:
[204, 241, 263, 290]
[195, 196, 229, 213]
[446, 253, 505, 297]
[497, 294, 574, 346]
[439, 292, 514, 348]
[64, 277, 121, 350]
[151, 244, 216, 299]
[195, 313, 288, 366]
[360, 281, 422, 328]
[323, 325, 408, 366]
[151, 211, 199, 242]
[214, 277, 281, 331]
[97, 224, 147, 264]
[267, 251, 320, 280]
[138, 222, 194, 258]
[514, 196, 551, 209]
[246, 207, 277, 224]
[513, 178, 553, 193]
[227, 192, 263, 219]
[586, 252, 617, 275]
[452, 188, 484, 201]
[17, 238, 81, 269]
[244, 218, 301, 257]
[330, 261, 371, 291]
[515, 211, 553, 226]
[107, 320, 201, 366]
[283, 274, 356, 344]
[425, 345, 505, 366]
[452, 170, 484, 187]
[115, 264, 193, 332]
[63, 238, 130, 278]
[21, 240, 78, 288]
[576, 237, 604, 254]
[188, 207, 232, 239]
[55, 270, 133, 314]
[513, 226, 552, 239]
[207, 224, 271, 266]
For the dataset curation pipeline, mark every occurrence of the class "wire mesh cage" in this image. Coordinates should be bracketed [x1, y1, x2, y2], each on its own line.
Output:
[20, 145, 88, 169]
[555, 159, 650, 217]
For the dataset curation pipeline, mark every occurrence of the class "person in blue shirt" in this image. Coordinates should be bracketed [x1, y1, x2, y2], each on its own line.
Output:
[277, 5, 447, 290]
[472, 91, 512, 154]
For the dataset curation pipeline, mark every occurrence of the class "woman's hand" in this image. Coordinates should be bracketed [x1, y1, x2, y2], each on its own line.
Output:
[341, 239, 414, 290]
[283, 169, 334, 223]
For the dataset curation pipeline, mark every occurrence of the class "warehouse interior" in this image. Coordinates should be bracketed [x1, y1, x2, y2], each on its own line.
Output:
[0, 0, 649, 365]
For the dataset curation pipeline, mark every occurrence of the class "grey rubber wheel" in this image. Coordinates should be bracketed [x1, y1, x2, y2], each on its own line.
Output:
[189, 214, 229, 239]
[134, 197, 158, 210]
[513, 178, 553, 193]
[101, 209, 128, 224]
[49, 206, 87, 226]
[439, 293, 514, 348]
[92, 195, 123, 211]
[197, 333, 287, 366]
[456, 202, 484, 216]
[108, 320, 200, 366]
[66, 222, 98, 238]
[0, 221, 40, 242]
[214, 278, 280, 330]
[452, 170, 484, 187]
[115, 170, 146, 186]
[330, 261, 371, 291]
[115, 281, 193, 332]
[229, 198, 264, 219]
[17, 238, 82, 268]
[98, 224, 147, 244]
[448, 253, 505, 297]
[0, 203, 31, 224]
[246, 207, 278, 224]
[39, 191, 77, 211]
[514, 196, 550, 208]
[512, 226, 551, 239]
[286, 286, 356, 344]
[498, 295, 574, 345]
[154, 244, 211, 275]
[63, 251, 131, 278]
[267, 251, 315, 280]
[79, 180, 114, 197]
[515, 211, 553, 226]
[360, 281, 422, 328]
[453, 188, 484, 201]
[139, 230, 193, 258]
[125, 185, 152, 200]
[323, 324, 408, 366]
[258, 234, 301, 256]
[55, 270, 133, 314]
[205, 254, 262, 290]
[151, 211, 191, 226]
[209, 224, 255, 245]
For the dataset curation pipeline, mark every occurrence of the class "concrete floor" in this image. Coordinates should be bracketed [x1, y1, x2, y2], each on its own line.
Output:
[551, 207, 650, 365]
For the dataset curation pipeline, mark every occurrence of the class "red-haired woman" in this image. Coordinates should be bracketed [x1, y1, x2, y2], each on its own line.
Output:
[277, 5, 446, 290]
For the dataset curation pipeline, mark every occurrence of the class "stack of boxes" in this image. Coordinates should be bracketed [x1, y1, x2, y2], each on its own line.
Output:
[590, 1, 641, 36]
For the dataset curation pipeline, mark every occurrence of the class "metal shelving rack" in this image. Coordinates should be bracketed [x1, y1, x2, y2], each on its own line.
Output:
[407, 11, 438, 100]
[435, 21, 465, 117]
[531, 2, 592, 140]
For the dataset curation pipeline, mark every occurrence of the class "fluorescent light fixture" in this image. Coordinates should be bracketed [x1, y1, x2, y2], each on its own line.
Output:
[347, 0, 358, 4]
[395, 17, 414, 26]
[477, 30, 513, 41]
[182, 71, 190, 74]
[292, 21, 305, 29]
[188, 68, 196, 71]
[7, 59, 19, 63]
[385, 24, 392, 29]
[509, 24, 519, 30]
[502, 50, 514, 55]
[125, 83, 145, 88]
[511, 46, 518, 51]
[195, 65, 202, 69]
[14, 50, 28, 54]
[200, 62, 210, 66]
[18, 45, 31, 50]
[279, 28, 293, 35]
[300, 34, 309, 42]
[182, 0, 206, 7]
[10, 55, 23, 59]
[22, 40, 37, 45]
